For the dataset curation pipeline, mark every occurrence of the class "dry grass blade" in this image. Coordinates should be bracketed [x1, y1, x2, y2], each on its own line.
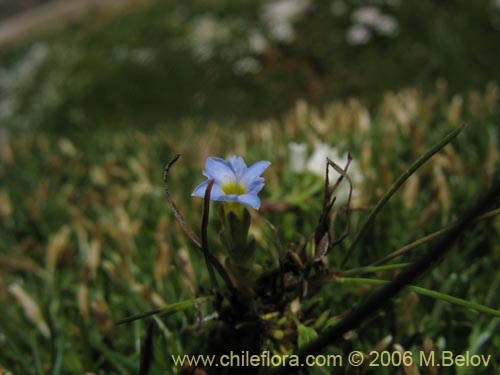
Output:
[327, 155, 353, 248]
[8, 284, 50, 339]
[0, 254, 45, 276]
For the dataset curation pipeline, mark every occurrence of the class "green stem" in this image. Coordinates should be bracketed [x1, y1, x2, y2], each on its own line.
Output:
[50, 336, 64, 375]
[336, 277, 500, 318]
[115, 296, 214, 325]
[342, 263, 410, 276]
[341, 124, 466, 268]
[31, 338, 44, 375]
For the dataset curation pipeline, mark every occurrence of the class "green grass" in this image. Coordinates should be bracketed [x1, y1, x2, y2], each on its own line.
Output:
[0, 1, 499, 373]
[1, 88, 499, 374]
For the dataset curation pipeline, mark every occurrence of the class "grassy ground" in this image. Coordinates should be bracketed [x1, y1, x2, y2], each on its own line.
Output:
[1, 88, 499, 374]
[0, 1, 499, 374]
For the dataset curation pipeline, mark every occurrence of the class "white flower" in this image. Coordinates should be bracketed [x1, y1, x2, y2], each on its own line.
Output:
[346, 24, 372, 45]
[233, 57, 262, 75]
[306, 142, 364, 205]
[0, 43, 47, 91]
[351, 6, 382, 27]
[306, 142, 340, 176]
[260, 0, 311, 42]
[288, 142, 308, 173]
[189, 15, 231, 61]
[0, 43, 48, 123]
[373, 14, 398, 36]
[351, 6, 399, 38]
[248, 30, 268, 54]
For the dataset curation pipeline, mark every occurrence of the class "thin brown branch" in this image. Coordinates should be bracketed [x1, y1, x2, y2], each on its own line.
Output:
[163, 154, 201, 248]
[163, 155, 235, 294]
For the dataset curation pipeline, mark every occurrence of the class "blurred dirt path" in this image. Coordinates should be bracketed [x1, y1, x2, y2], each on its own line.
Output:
[0, 0, 133, 45]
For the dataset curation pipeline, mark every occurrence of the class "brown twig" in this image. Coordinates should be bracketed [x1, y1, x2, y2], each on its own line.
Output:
[163, 155, 236, 294]
[313, 155, 353, 261]
[163, 154, 201, 248]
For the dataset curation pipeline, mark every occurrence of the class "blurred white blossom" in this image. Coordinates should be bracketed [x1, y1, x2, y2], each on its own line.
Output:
[288, 142, 308, 173]
[346, 24, 372, 45]
[0, 43, 47, 90]
[348, 5, 399, 43]
[373, 14, 398, 36]
[0, 43, 48, 120]
[233, 57, 262, 75]
[352, 6, 382, 27]
[248, 30, 269, 54]
[307, 142, 339, 176]
[189, 15, 231, 61]
[307, 142, 364, 205]
[260, 0, 311, 42]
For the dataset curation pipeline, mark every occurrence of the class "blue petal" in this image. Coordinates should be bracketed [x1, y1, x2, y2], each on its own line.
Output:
[204, 157, 237, 186]
[228, 155, 247, 179]
[192, 180, 209, 197]
[208, 184, 227, 200]
[192, 180, 226, 200]
[246, 179, 265, 194]
[240, 161, 271, 188]
[237, 194, 261, 209]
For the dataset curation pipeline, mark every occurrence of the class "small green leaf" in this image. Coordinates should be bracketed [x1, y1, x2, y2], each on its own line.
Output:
[297, 322, 318, 349]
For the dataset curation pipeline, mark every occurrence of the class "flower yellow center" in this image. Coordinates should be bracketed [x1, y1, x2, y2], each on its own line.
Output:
[222, 181, 245, 195]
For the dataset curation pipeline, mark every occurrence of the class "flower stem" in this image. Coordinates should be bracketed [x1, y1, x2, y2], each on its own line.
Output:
[202, 179, 218, 290]
[342, 263, 411, 276]
[164, 155, 235, 294]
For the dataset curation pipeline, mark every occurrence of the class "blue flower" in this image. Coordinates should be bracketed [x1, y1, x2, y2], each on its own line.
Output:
[192, 155, 271, 209]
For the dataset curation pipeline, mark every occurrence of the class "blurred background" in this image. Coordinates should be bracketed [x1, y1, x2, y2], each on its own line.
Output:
[1, 0, 500, 132]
